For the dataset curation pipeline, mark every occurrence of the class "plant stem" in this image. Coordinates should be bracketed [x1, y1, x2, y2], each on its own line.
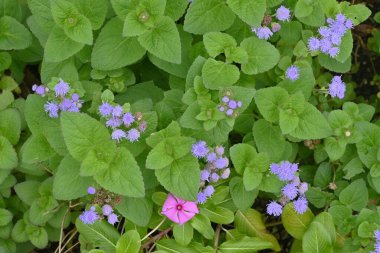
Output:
[214, 224, 221, 253]
[140, 218, 166, 242]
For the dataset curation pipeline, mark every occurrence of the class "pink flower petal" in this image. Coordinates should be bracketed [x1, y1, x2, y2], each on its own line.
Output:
[183, 201, 199, 214]
[162, 193, 178, 212]
[177, 210, 196, 225]
[162, 208, 180, 223]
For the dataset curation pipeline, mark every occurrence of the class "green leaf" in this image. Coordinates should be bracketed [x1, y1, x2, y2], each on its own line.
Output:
[254, 87, 289, 123]
[21, 134, 55, 164]
[50, 0, 93, 44]
[0, 90, 13, 111]
[165, 0, 189, 21]
[0, 16, 32, 50]
[0, 108, 21, 145]
[219, 236, 273, 252]
[201, 205, 234, 224]
[334, 31, 353, 63]
[230, 143, 257, 175]
[289, 103, 332, 140]
[356, 122, 380, 168]
[173, 222, 193, 246]
[184, 0, 235, 34]
[295, 1, 325, 27]
[116, 230, 140, 253]
[230, 177, 258, 211]
[302, 221, 333, 253]
[234, 209, 280, 251]
[0, 52, 11, 72]
[281, 203, 314, 240]
[190, 214, 214, 240]
[243, 153, 269, 191]
[138, 16, 181, 64]
[123, 12, 149, 37]
[14, 181, 40, 205]
[44, 26, 84, 62]
[53, 155, 93, 200]
[341, 3, 371, 25]
[202, 58, 240, 89]
[0, 136, 17, 170]
[318, 54, 351, 73]
[95, 147, 145, 198]
[11, 220, 28, 243]
[252, 119, 286, 162]
[115, 197, 153, 227]
[61, 112, 116, 162]
[72, 0, 108, 30]
[203, 32, 237, 57]
[76, 218, 120, 253]
[155, 154, 199, 201]
[339, 179, 368, 211]
[26, 225, 48, 249]
[156, 239, 196, 253]
[278, 21, 302, 45]
[314, 212, 336, 243]
[240, 36, 280, 74]
[0, 208, 12, 226]
[226, 0, 266, 27]
[27, 0, 55, 30]
[25, 95, 67, 155]
[313, 163, 332, 188]
[92, 18, 146, 71]
[324, 137, 346, 161]
[343, 157, 364, 180]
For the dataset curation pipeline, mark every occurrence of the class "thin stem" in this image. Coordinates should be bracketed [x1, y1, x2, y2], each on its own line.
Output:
[140, 218, 166, 242]
[59, 230, 78, 253]
[62, 241, 79, 253]
[56, 203, 71, 253]
[266, 221, 283, 227]
[214, 224, 221, 253]
[141, 227, 172, 250]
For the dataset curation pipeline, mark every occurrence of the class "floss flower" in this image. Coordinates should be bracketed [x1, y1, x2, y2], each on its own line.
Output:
[372, 230, 380, 253]
[161, 193, 199, 225]
[285, 65, 300, 81]
[79, 206, 99, 225]
[328, 75, 346, 99]
[218, 93, 242, 117]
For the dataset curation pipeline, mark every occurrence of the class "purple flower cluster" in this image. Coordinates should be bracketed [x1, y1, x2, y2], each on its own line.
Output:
[328, 75, 346, 99]
[252, 6, 291, 40]
[79, 187, 119, 225]
[372, 230, 380, 253]
[99, 102, 147, 143]
[308, 13, 354, 58]
[34, 79, 83, 118]
[267, 161, 309, 216]
[218, 95, 242, 117]
[192, 142, 230, 204]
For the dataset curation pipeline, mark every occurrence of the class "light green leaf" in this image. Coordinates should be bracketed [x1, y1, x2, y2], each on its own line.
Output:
[53, 155, 93, 200]
[116, 230, 140, 253]
[230, 143, 257, 175]
[165, 0, 189, 21]
[0, 108, 21, 146]
[201, 205, 234, 224]
[219, 236, 273, 252]
[155, 154, 199, 201]
[92, 18, 146, 70]
[302, 222, 333, 253]
[21, 134, 55, 164]
[0, 208, 12, 226]
[173, 222, 193, 246]
[76, 218, 120, 253]
[50, 0, 93, 44]
[226, 0, 266, 27]
[339, 179, 368, 211]
[26, 225, 48, 249]
[115, 197, 153, 227]
[203, 32, 237, 57]
[95, 147, 145, 198]
[281, 203, 314, 240]
[334, 31, 353, 63]
[318, 54, 351, 73]
[0, 136, 17, 171]
[138, 16, 181, 64]
[0, 16, 32, 50]
[254, 87, 288, 123]
[44, 26, 84, 62]
[240, 36, 280, 74]
[14, 181, 40, 205]
[72, 0, 108, 30]
[184, 0, 235, 34]
[0, 52, 11, 72]
[61, 112, 116, 162]
[202, 58, 240, 89]
[190, 214, 214, 240]
[289, 103, 332, 140]
[229, 177, 258, 211]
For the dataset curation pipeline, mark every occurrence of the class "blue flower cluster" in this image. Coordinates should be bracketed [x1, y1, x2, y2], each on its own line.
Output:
[99, 102, 147, 143]
[252, 6, 291, 40]
[191, 141, 230, 204]
[371, 230, 380, 253]
[79, 187, 119, 225]
[328, 75, 346, 99]
[34, 79, 83, 118]
[267, 161, 309, 216]
[285, 65, 300, 81]
[218, 94, 242, 117]
[308, 13, 354, 58]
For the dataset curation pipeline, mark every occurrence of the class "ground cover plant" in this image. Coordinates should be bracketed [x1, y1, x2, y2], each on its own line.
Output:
[0, 0, 380, 252]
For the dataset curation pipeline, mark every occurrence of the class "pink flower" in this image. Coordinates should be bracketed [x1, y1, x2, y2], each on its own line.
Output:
[161, 193, 199, 225]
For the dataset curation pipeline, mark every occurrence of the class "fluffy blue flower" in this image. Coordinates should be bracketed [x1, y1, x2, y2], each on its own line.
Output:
[126, 128, 140, 142]
[107, 213, 118, 225]
[102, 204, 113, 216]
[192, 141, 209, 158]
[106, 117, 122, 128]
[87, 186, 96, 195]
[204, 185, 215, 197]
[44, 101, 59, 118]
[79, 207, 99, 224]
[308, 37, 320, 51]
[282, 183, 298, 200]
[271, 161, 298, 181]
[267, 201, 283, 216]
[293, 197, 308, 214]
[54, 80, 70, 97]
[253, 26, 273, 40]
[285, 65, 300, 81]
[328, 76, 346, 99]
[111, 129, 126, 142]
[112, 105, 123, 117]
[276, 6, 291, 21]
[200, 170, 210, 181]
[215, 157, 228, 169]
[207, 152, 217, 162]
[123, 112, 135, 127]
[99, 102, 113, 117]
[197, 192, 207, 204]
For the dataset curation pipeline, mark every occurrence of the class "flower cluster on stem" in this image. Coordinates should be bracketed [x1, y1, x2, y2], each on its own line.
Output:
[252, 6, 291, 40]
[267, 161, 309, 216]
